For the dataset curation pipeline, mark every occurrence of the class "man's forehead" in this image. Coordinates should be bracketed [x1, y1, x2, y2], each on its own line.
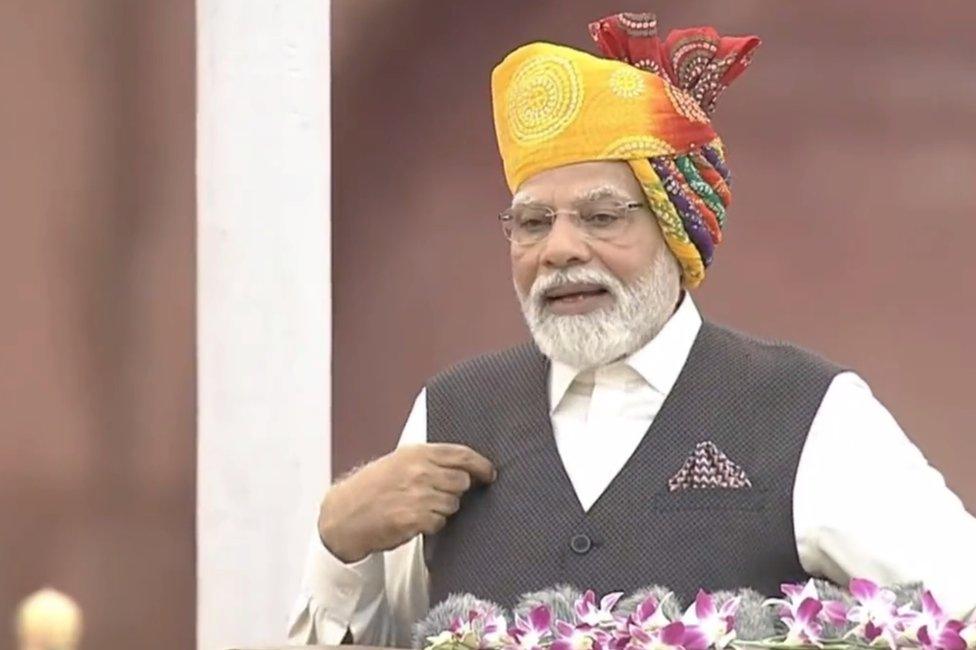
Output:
[511, 184, 630, 206]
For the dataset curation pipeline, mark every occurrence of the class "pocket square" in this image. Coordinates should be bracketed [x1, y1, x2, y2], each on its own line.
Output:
[667, 441, 753, 491]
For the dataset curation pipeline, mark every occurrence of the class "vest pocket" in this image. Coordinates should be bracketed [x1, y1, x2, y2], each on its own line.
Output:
[649, 487, 767, 512]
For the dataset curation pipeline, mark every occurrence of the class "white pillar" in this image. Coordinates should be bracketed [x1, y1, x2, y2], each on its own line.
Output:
[196, 2, 330, 649]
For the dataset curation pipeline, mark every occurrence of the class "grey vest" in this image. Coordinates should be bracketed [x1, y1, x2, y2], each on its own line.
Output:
[424, 320, 843, 609]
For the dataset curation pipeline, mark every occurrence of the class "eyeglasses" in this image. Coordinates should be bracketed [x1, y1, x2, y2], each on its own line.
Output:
[498, 200, 647, 246]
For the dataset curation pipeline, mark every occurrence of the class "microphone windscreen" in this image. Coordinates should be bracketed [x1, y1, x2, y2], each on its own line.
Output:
[726, 587, 778, 642]
[892, 582, 924, 610]
[412, 593, 506, 649]
[514, 584, 582, 623]
[809, 579, 854, 639]
[616, 585, 682, 621]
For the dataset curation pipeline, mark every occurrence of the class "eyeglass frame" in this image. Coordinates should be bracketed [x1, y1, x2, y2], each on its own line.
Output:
[497, 199, 648, 246]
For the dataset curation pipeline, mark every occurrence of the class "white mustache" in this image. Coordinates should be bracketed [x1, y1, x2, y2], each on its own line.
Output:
[529, 267, 621, 308]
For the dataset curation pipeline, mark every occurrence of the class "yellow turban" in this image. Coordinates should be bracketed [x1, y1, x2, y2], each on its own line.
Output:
[491, 12, 760, 288]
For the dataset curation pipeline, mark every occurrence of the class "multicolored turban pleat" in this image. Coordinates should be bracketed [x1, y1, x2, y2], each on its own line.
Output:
[491, 12, 760, 288]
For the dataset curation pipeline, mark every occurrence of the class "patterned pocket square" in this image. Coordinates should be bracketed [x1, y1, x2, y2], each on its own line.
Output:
[667, 441, 753, 491]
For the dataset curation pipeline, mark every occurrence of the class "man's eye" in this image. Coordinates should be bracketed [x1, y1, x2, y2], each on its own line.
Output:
[519, 217, 550, 232]
[583, 211, 622, 226]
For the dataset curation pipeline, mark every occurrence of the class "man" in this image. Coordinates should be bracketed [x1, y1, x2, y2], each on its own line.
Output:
[289, 12, 976, 647]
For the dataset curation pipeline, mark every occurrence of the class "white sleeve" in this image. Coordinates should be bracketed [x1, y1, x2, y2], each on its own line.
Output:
[287, 387, 431, 646]
[794, 371, 976, 618]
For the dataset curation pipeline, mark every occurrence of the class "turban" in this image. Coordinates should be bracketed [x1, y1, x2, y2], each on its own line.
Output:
[491, 12, 760, 288]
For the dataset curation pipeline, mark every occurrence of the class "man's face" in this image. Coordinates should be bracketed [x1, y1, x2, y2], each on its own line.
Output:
[508, 160, 683, 369]
[510, 160, 671, 314]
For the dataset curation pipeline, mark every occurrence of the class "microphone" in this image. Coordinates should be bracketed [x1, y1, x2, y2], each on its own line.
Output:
[616, 585, 683, 621]
[514, 584, 582, 623]
[413, 593, 507, 649]
[725, 588, 778, 642]
[892, 582, 924, 609]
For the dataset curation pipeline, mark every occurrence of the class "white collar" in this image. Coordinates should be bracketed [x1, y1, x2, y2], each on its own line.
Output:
[548, 291, 703, 414]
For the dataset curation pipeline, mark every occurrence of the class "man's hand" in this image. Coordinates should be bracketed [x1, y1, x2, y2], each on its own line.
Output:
[318, 443, 496, 563]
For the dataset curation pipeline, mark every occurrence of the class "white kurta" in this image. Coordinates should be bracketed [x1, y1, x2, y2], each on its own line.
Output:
[288, 294, 976, 646]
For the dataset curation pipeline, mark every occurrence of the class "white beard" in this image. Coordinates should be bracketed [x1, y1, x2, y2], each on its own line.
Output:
[516, 248, 682, 370]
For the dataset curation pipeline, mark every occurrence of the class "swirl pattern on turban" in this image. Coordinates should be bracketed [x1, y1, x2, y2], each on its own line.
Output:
[491, 12, 760, 288]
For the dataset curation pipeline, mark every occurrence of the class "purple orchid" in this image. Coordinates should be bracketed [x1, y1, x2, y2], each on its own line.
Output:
[426, 579, 976, 650]
[845, 578, 906, 649]
[575, 590, 625, 628]
[764, 580, 818, 616]
[779, 582, 818, 609]
[908, 591, 968, 650]
[680, 590, 739, 649]
[918, 622, 967, 650]
[612, 593, 675, 650]
[627, 594, 674, 633]
[551, 620, 613, 650]
[961, 620, 976, 649]
[510, 605, 554, 650]
[449, 610, 479, 634]
[625, 621, 709, 650]
[481, 613, 515, 649]
[426, 610, 503, 650]
[764, 580, 847, 647]
[782, 597, 826, 647]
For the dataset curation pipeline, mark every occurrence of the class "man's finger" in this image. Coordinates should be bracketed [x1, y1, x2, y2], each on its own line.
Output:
[426, 443, 496, 485]
[425, 490, 461, 517]
[416, 512, 447, 536]
[428, 467, 472, 494]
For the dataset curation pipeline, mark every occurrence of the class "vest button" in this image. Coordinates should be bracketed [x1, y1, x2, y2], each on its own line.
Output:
[569, 533, 592, 555]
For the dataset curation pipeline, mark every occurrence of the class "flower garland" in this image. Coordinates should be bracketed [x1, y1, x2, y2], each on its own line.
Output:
[417, 579, 976, 650]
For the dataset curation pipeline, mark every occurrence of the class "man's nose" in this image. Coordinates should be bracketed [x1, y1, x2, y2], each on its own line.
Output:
[539, 215, 591, 268]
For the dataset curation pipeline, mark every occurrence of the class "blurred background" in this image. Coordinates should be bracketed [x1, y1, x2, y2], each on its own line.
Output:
[1, 1, 974, 648]
[1, 1, 194, 649]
